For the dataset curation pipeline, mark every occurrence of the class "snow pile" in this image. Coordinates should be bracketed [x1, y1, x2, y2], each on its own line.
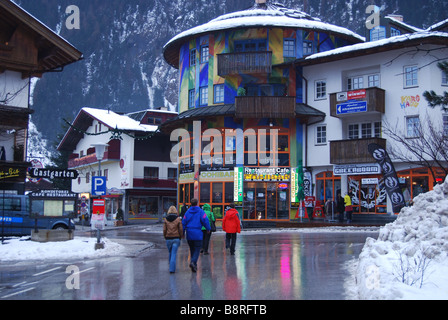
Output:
[354, 176, 448, 299]
[0, 237, 125, 261]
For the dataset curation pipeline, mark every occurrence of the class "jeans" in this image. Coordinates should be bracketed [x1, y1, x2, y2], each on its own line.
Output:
[166, 238, 181, 273]
[187, 240, 202, 265]
[226, 233, 237, 254]
[202, 230, 212, 253]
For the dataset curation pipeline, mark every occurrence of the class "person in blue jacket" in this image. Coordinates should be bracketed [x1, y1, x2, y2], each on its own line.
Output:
[182, 198, 211, 272]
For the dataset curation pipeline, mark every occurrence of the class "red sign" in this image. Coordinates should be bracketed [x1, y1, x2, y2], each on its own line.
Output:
[348, 89, 366, 100]
[304, 196, 315, 207]
[92, 199, 105, 214]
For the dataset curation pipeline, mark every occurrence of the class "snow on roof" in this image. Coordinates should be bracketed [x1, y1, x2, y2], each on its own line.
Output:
[164, 3, 364, 50]
[385, 15, 424, 33]
[304, 31, 448, 62]
[82, 107, 158, 132]
[427, 18, 448, 31]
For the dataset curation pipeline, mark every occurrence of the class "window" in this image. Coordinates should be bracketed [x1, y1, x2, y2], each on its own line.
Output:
[147, 117, 162, 125]
[199, 86, 208, 106]
[361, 123, 372, 139]
[144, 167, 159, 179]
[315, 80, 326, 99]
[348, 124, 359, 140]
[368, 74, 380, 87]
[190, 48, 196, 67]
[370, 26, 386, 41]
[316, 125, 327, 145]
[188, 89, 195, 109]
[404, 65, 418, 88]
[443, 114, 448, 137]
[348, 76, 364, 90]
[234, 39, 267, 52]
[214, 84, 224, 104]
[283, 39, 295, 57]
[348, 121, 381, 139]
[303, 40, 313, 55]
[391, 27, 401, 37]
[374, 122, 382, 138]
[168, 168, 177, 180]
[200, 45, 209, 63]
[406, 116, 420, 138]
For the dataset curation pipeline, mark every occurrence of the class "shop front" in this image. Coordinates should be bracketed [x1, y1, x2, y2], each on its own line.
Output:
[242, 167, 290, 220]
[127, 190, 176, 220]
[316, 166, 446, 215]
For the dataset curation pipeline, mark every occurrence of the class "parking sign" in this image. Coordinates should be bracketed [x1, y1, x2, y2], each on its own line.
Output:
[92, 176, 107, 196]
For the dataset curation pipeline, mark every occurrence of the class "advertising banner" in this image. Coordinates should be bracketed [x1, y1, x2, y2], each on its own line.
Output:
[368, 143, 406, 213]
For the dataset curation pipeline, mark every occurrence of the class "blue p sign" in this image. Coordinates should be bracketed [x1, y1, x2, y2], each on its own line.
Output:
[92, 176, 107, 196]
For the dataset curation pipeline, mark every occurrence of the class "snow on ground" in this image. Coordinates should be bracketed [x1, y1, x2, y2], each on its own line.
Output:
[350, 176, 448, 300]
[0, 237, 125, 261]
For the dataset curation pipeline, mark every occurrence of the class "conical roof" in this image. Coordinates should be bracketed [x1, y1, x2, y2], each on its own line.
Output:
[163, 1, 364, 68]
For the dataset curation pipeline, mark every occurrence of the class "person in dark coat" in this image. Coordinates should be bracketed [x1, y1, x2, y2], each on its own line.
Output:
[222, 203, 241, 255]
[336, 191, 345, 222]
[182, 198, 210, 272]
[180, 203, 188, 218]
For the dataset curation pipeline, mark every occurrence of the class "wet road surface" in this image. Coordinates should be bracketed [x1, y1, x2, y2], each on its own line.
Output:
[0, 227, 378, 300]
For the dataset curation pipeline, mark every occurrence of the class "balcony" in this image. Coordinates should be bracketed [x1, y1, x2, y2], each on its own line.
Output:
[67, 140, 120, 169]
[235, 96, 296, 118]
[329, 87, 385, 118]
[330, 137, 386, 165]
[217, 51, 272, 77]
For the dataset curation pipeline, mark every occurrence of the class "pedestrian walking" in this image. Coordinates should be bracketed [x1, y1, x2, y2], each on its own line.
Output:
[201, 203, 215, 255]
[336, 191, 345, 222]
[182, 198, 211, 272]
[222, 203, 241, 255]
[163, 206, 183, 273]
[180, 202, 188, 218]
[344, 191, 353, 223]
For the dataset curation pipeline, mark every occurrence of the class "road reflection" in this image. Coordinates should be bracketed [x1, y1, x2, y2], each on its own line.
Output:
[57, 230, 377, 300]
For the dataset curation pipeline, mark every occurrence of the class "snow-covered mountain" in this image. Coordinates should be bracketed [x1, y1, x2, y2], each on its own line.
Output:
[14, 0, 448, 148]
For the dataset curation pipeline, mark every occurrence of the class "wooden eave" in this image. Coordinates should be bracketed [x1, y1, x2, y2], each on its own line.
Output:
[0, 0, 83, 77]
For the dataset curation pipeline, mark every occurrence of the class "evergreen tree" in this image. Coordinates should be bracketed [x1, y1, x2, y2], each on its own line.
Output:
[423, 62, 448, 111]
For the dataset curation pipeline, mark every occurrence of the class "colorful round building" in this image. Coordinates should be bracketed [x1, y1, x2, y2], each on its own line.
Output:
[162, 0, 364, 222]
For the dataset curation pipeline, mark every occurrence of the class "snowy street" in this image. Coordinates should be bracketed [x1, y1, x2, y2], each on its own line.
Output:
[0, 225, 377, 300]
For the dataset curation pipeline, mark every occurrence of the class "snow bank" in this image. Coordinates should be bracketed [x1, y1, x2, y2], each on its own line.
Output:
[0, 237, 125, 261]
[353, 176, 448, 299]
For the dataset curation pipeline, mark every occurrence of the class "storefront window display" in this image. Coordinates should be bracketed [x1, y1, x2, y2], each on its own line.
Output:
[199, 181, 233, 219]
[243, 182, 290, 220]
[315, 171, 341, 204]
[348, 176, 387, 214]
[129, 196, 158, 218]
[398, 167, 446, 205]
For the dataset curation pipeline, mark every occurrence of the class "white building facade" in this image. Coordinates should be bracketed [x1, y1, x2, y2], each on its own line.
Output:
[58, 107, 178, 222]
[302, 31, 448, 216]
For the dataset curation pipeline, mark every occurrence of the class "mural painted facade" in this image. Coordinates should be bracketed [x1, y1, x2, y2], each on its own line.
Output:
[163, 1, 362, 222]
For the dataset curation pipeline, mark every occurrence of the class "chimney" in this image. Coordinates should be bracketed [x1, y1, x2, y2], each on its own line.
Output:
[387, 14, 404, 22]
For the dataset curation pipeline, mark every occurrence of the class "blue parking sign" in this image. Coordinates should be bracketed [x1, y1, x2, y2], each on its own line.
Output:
[92, 176, 107, 196]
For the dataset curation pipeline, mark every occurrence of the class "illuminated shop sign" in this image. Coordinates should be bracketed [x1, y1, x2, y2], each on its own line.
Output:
[243, 167, 290, 182]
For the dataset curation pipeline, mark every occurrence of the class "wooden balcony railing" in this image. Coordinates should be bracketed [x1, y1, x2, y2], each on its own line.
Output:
[330, 137, 386, 165]
[217, 51, 272, 77]
[329, 87, 385, 118]
[235, 96, 296, 118]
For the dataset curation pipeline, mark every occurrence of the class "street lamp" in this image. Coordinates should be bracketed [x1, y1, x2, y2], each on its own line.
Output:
[91, 142, 108, 250]
[91, 142, 108, 173]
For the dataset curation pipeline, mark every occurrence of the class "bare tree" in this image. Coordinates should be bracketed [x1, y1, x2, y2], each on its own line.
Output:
[383, 113, 448, 182]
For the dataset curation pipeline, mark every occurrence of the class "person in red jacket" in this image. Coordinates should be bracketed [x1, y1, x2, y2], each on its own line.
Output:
[222, 203, 241, 255]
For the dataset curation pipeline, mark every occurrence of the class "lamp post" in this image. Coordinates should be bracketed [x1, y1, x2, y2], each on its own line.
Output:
[91, 143, 108, 174]
[91, 143, 108, 250]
